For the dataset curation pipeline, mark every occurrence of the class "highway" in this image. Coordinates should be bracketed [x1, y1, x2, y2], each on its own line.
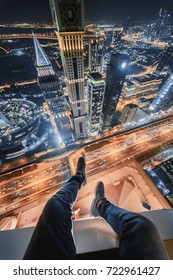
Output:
[0, 159, 70, 214]
[73, 117, 173, 177]
[1, 115, 173, 215]
[1, 113, 172, 175]
[0, 33, 96, 40]
[79, 113, 173, 149]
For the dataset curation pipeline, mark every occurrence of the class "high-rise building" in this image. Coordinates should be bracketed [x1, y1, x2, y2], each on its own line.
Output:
[144, 9, 170, 41]
[123, 16, 130, 35]
[119, 103, 138, 124]
[88, 38, 99, 72]
[130, 75, 163, 97]
[87, 72, 105, 136]
[33, 36, 67, 147]
[149, 74, 173, 112]
[49, 0, 87, 139]
[33, 36, 66, 117]
[156, 45, 173, 75]
[156, 9, 170, 39]
[101, 53, 129, 130]
[111, 29, 123, 48]
[101, 52, 111, 76]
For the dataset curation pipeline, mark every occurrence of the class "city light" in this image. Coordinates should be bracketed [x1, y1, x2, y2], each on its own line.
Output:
[121, 62, 127, 69]
[0, 0, 173, 243]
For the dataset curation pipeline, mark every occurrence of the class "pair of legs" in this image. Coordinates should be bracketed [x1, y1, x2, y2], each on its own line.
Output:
[23, 158, 169, 260]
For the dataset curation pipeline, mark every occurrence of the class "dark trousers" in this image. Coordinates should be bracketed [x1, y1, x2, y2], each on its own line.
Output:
[23, 176, 169, 260]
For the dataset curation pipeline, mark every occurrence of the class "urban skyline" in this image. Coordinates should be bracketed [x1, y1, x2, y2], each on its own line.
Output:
[0, 0, 173, 24]
[0, 0, 173, 259]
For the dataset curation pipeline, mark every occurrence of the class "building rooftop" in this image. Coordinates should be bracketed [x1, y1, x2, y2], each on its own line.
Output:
[124, 80, 135, 88]
[132, 108, 148, 122]
[126, 103, 138, 109]
[133, 74, 162, 84]
[88, 72, 104, 81]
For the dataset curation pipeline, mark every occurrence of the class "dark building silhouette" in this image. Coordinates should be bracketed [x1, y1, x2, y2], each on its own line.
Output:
[156, 45, 173, 75]
[101, 53, 129, 130]
[88, 38, 99, 72]
[123, 16, 130, 35]
[156, 9, 170, 39]
[144, 9, 170, 41]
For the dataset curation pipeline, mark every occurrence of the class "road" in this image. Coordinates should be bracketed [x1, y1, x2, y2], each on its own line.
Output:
[0, 159, 70, 214]
[0, 33, 96, 40]
[70, 117, 173, 177]
[1, 115, 173, 215]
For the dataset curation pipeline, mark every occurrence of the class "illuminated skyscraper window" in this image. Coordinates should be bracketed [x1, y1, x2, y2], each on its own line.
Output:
[101, 53, 129, 130]
[49, 0, 87, 139]
[87, 72, 105, 136]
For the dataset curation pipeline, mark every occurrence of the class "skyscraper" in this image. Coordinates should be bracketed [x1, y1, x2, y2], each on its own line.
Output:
[34, 36, 66, 117]
[123, 16, 130, 35]
[101, 53, 129, 130]
[88, 38, 99, 72]
[149, 74, 173, 112]
[156, 45, 173, 75]
[33, 36, 66, 147]
[87, 72, 105, 136]
[144, 9, 170, 41]
[49, 0, 87, 139]
[156, 9, 170, 39]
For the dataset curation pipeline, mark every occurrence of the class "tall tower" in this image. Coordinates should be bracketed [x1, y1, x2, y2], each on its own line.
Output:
[149, 74, 173, 112]
[145, 9, 171, 41]
[89, 39, 99, 72]
[156, 45, 173, 75]
[49, 0, 86, 139]
[87, 72, 105, 136]
[33, 36, 66, 147]
[156, 9, 170, 39]
[123, 16, 130, 35]
[101, 53, 129, 130]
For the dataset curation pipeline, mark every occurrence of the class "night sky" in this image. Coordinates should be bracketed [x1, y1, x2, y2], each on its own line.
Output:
[0, 0, 173, 24]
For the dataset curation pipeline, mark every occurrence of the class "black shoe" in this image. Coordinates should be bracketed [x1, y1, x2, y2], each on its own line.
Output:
[90, 181, 106, 217]
[76, 156, 87, 186]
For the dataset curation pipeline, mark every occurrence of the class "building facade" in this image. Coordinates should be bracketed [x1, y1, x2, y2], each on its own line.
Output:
[49, 0, 87, 139]
[87, 72, 105, 136]
[33, 36, 66, 117]
[88, 38, 99, 72]
[156, 45, 173, 75]
[119, 103, 138, 124]
[33, 36, 68, 147]
[143, 9, 170, 41]
[101, 53, 129, 130]
[149, 74, 173, 112]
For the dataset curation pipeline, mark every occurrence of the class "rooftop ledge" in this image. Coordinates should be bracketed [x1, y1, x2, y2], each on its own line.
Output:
[0, 209, 173, 260]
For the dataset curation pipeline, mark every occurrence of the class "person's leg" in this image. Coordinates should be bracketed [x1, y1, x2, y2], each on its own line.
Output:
[90, 182, 169, 260]
[23, 157, 86, 260]
[99, 201, 169, 259]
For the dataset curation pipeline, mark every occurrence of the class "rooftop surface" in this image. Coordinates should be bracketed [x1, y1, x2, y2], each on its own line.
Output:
[88, 72, 104, 81]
